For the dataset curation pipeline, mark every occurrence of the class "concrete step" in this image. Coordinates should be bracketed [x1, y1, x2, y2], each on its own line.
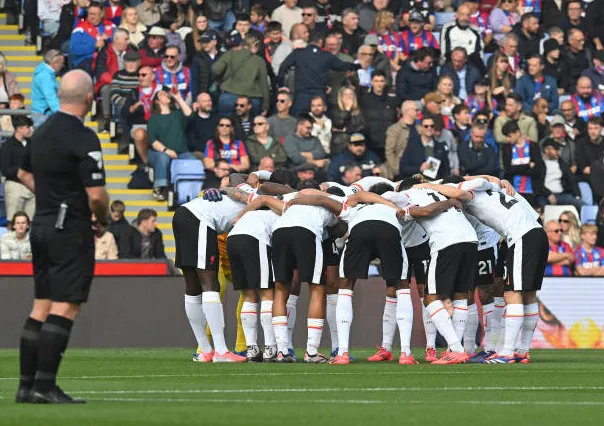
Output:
[108, 189, 153, 201]
[0, 46, 36, 53]
[123, 199, 168, 208]
[125, 211, 174, 219]
[101, 142, 119, 156]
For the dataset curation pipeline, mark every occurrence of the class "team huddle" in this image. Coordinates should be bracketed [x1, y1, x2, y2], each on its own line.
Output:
[172, 170, 548, 365]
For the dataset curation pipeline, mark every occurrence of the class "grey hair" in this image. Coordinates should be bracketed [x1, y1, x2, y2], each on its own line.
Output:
[43, 49, 63, 65]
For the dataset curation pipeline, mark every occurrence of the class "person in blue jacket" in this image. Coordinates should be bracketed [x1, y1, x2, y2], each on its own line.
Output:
[515, 53, 559, 114]
[31, 50, 64, 128]
[327, 133, 382, 183]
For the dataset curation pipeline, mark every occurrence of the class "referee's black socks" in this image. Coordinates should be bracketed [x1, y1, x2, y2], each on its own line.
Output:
[33, 315, 74, 392]
[19, 317, 44, 389]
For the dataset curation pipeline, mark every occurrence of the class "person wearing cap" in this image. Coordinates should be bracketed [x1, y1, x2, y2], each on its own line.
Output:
[439, 46, 482, 101]
[110, 49, 141, 138]
[440, 4, 484, 74]
[191, 30, 220, 100]
[294, 163, 317, 181]
[543, 38, 572, 96]
[581, 50, 604, 96]
[1, 115, 35, 222]
[458, 123, 498, 176]
[537, 139, 584, 211]
[135, 0, 161, 27]
[395, 47, 437, 102]
[139, 26, 166, 68]
[540, 115, 577, 173]
[400, 0, 436, 30]
[399, 11, 439, 58]
[271, 0, 302, 41]
[326, 132, 382, 183]
[488, 0, 520, 43]
[515, 53, 559, 114]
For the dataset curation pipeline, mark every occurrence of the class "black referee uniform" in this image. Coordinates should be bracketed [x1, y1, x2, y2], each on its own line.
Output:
[16, 111, 106, 404]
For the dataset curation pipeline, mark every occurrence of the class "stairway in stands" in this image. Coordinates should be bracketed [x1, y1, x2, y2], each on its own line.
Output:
[0, 14, 176, 257]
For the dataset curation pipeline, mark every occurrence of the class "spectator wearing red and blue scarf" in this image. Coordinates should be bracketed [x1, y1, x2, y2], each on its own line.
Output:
[572, 77, 604, 122]
[545, 220, 574, 277]
[155, 45, 191, 101]
[575, 224, 604, 276]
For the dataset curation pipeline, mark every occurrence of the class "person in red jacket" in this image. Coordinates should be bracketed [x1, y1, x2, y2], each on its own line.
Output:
[139, 26, 167, 68]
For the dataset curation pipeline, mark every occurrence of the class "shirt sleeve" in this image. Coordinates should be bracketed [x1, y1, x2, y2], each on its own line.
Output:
[75, 130, 106, 187]
[458, 178, 492, 192]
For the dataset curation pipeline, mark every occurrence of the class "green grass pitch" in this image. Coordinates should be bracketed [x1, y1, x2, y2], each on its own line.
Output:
[0, 349, 603, 426]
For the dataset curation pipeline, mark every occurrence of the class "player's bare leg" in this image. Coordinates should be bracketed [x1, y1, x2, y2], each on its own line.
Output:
[395, 279, 418, 364]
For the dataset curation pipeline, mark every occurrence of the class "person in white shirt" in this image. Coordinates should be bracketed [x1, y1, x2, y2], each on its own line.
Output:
[271, 0, 302, 41]
[0, 211, 32, 260]
[309, 96, 332, 154]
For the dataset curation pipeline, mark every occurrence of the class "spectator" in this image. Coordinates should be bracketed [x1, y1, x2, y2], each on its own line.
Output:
[104, 0, 122, 26]
[458, 124, 498, 175]
[263, 21, 285, 66]
[541, 0, 565, 30]
[271, 23, 309, 76]
[108, 200, 133, 260]
[245, 115, 287, 170]
[574, 224, 604, 276]
[92, 215, 118, 260]
[70, 2, 116, 75]
[399, 114, 451, 179]
[395, 47, 437, 102]
[419, 91, 454, 130]
[400, 0, 436, 30]
[147, 89, 197, 201]
[0, 93, 25, 133]
[354, 44, 376, 89]
[381, 100, 419, 179]
[399, 11, 440, 58]
[358, 0, 390, 33]
[371, 10, 403, 74]
[494, 93, 538, 145]
[0, 212, 31, 260]
[139, 26, 167, 68]
[294, 163, 317, 182]
[203, 116, 250, 172]
[440, 4, 484, 73]
[231, 95, 255, 141]
[501, 119, 543, 205]
[120, 7, 146, 47]
[439, 47, 481, 101]
[515, 54, 559, 113]
[359, 35, 394, 88]
[359, 70, 398, 160]
[488, 0, 520, 43]
[187, 92, 216, 160]
[512, 12, 541, 60]
[488, 51, 516, 106]
[540, 115, 577, 173]
[496, 33, 523, 79]
[466, 78, 497, 117]
[437, 75, 462, 119]
[268, 90, 297, 144]
[434, 115, 459, 176]
[582, 50, 604, 96]
[327, 133, 381, 183]
[154, 45, 191, 101]
[184, 14, 209, 68]
[301, 4, 327, 40]
[452, 103, 472, 142]
[251, 4, 268, 33]
[537, 140, 584, 212]
[31, 49, 63, 128]
[571, 77, 604, 122]
[576, 116, 604, 182]
[559, 210, 582, 249]
[339, 164, 363, 185]
[0, 52, 18, 107]
[336, 8, 366, 56]
[1, 116, 35, 222]
[560, 99, 586, 141]
[191, 30, 220, 100]
[561, 0, 587, 36]
[49, 0, 89, 51]
[135, 0, 161, 27]
[203, 0, 235, 31]
[109, 50, 141, 142]
[258, 156, 275, 172]
[203, 158, 231, 189]
[532, 97, 551, 142]
[125, 209, 166, 259]
[284, 113, 329, 169]
[589, 0, 604, 52]
[309, 96, 332, 154]
[543, 38, 572, 96]
[159, 14, 186, 65]
[213, 35, 270, 117]
[278, 31, 358, 117]
[271, 0, 302, 39]
[331, 86, 366, 155]
[545, 220, 574, 277]
[325, 33, 354, 108]
[36, 0, 62, 41]
[565, 29, 590, 90]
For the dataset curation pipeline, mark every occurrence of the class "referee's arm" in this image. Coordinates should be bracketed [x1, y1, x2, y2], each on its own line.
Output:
[78, 135, 110, 225]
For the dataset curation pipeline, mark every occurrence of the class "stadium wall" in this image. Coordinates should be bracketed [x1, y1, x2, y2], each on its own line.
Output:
[0, 277, 601, 348]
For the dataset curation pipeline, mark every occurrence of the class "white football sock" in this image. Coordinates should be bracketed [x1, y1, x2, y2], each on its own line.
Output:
[336, 289, 353, 356]
[240, 301, 258, 347]
[307, 318, 324, 356]
[492, 297, 506, 352]
[326, 294, 339, 351]
[421, 298, 437, 349]
[481, 302, 495, 352]
[272, 315, 289, 355]
[381, 297, 397, 352]
[452, 299, 468, 341]
[396, 290, 413, 356]
[286, 295, 298, 349]
[202, 291, 228, 355]
[426, 300, 463, 352]
[500, 304, 524, 357]
[463, 303, 479, 354]
[184, 294, 213, 353]
[260, 300, 276, 347]
[517, 303, 539, 355]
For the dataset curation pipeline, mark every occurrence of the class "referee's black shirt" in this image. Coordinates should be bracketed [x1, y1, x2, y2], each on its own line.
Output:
[20, 112, 106, 222]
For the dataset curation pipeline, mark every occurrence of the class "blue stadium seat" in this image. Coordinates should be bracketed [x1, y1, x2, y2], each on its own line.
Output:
[581, 205, 598, 224]
[578, 182, 594, 205]
[435, 12, 455, 31]
[169, 160, 205, 208]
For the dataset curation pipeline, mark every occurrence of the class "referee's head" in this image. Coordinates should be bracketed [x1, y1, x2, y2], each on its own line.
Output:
[58, 70, 94, 118]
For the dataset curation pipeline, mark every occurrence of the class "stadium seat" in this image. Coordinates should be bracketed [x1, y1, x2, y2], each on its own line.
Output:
[580, 205, 598, 224]
[578, 182, 594, 205]
[435, 12, 455, 31]
[168, 160, 205, 208]
[543, 205, 580, 224]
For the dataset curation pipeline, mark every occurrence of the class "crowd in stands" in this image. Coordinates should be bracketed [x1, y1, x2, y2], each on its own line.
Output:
[3, 0, 604, 269]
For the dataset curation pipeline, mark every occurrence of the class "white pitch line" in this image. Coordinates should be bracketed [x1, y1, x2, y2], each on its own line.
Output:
[73, 386, 604, 395]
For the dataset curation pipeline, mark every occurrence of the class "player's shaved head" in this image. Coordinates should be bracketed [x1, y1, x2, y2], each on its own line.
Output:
[59, 70, 93, 105]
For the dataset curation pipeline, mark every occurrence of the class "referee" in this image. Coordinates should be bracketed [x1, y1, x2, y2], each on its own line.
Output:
[15, 70, 109, 404]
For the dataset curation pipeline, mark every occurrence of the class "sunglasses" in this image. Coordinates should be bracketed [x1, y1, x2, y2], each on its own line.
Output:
[219, 123, 232, 128]
[236, 103, 247, 108]
[277, 99, 288, 103]
[558, 219, 570, 224]
[253, 122, 267, 126]
[164, 54, 177, 59]
[301, 13, 314, 17]
[550, 229, 562, 233]
[423, 124, 435, 128]
[138, 72, 148, 77]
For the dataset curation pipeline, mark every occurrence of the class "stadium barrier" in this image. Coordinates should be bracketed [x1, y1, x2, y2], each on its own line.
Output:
[0, 277, 601, 349]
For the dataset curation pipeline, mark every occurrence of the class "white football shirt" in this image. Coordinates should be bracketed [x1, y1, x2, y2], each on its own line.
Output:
[464, 212, 500, 251]
[338, 203, 401, 233]
[349, 176, 395, 193]
[272, 195, 343, 237]
[228, 209, 279, 245]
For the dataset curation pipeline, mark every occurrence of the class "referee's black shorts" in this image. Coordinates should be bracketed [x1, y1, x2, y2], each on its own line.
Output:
[31, 219, 95, 303]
